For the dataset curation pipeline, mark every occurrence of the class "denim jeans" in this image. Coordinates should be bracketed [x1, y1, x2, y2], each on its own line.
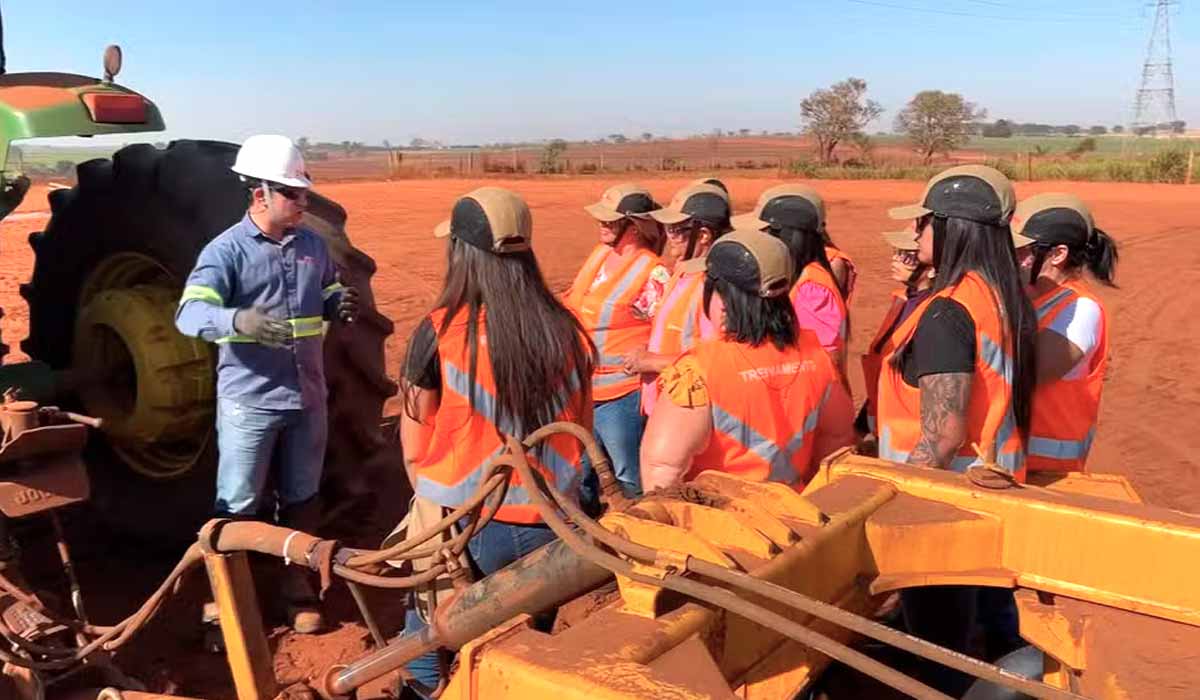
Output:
[214, 398, 327, 516]
[403, 520, 557, 696]
[581, 390, 646, 508]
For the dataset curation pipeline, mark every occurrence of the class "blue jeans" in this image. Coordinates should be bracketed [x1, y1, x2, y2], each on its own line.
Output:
[214, 398, 327, 516]
[403, 520, 557, 696]
[582, 390, 645, 508]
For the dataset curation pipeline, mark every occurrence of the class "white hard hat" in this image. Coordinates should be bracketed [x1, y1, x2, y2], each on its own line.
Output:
[231, 134, 313, 189]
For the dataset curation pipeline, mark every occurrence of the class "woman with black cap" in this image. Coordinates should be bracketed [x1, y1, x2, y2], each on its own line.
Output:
[878, 165, 1037, 695]
[731, 185, 849, 373]
[1012, 193, 1117, 474]
[399, 187, 595, 696]
[877, 164, 1036, 479]
[639, 230, 854, 491]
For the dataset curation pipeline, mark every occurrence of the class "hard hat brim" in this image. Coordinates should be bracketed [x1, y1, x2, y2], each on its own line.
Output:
[231, 165, 313, 189]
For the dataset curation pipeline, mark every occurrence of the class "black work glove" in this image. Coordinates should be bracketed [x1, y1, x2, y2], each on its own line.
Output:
[233, 306, 292, 347]
[337, 285, 360, 324]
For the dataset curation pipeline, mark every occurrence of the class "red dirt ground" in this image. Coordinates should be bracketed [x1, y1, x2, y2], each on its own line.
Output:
[3, 176, 1197, 697]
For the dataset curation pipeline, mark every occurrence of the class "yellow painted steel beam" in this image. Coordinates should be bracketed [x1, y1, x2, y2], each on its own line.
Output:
[807, 452, 1200, 626]
[205, 552, 276, 700]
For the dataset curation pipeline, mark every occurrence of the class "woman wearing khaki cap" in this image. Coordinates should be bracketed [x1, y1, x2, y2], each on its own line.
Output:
[876, 164, 1035, 479]
[640, 230, 854, 491]
[566, 183, 667, 504]
[1012, 193, 1118, 475]
[731, 184, 849, 371]
[622, 182, 731, 416]
[399, 187, 595, 695]
[876, 166, 1038, 695]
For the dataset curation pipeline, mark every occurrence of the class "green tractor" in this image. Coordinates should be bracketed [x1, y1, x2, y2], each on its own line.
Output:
[0, 36, 397, 542]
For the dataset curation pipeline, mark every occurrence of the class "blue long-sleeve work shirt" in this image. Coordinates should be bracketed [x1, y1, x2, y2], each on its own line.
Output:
[175, 214, 345, 410]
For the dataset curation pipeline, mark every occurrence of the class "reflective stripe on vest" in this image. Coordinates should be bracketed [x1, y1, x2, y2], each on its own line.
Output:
[593, 256, 652, 367]
[322, 281, 346, 301]
[710, 385, 830, 485]
[878, 423, 1024, 474]
[414, 362, 582, 506]
[1035, 288, 1075, 321]
[181, 285, 224, 305]
[216, 315, 326, 343]
[1029, 427, 1096, 462]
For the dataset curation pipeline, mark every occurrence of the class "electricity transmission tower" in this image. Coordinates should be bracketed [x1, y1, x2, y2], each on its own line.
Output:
[1132, 0, 1179, 135]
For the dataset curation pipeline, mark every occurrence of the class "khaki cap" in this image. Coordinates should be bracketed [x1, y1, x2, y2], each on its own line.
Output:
[888, 165, 1017, 227]
[434, 187, 532, 254]
[1011, 193, 1092, 247]
[731, 183, 826, 232]
[698, 229, 793, 298]
[583, 183, 657, 222]
[648, 183, 730, 225]
[881, 230, 919, 251]
[687, 176, 729, 194]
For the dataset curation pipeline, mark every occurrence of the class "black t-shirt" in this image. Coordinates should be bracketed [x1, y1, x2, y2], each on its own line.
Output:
[898, 298, 976, 387]
[403, 317, 441, 390]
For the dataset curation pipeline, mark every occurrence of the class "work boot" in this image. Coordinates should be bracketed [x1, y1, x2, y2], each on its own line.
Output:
[278, 497, 325, 634]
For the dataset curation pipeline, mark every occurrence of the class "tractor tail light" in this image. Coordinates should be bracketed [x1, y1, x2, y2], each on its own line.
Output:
[81, 93, 147, 124]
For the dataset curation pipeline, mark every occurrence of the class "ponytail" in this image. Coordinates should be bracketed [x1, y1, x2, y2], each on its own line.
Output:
[1085, 228, 1118, 287]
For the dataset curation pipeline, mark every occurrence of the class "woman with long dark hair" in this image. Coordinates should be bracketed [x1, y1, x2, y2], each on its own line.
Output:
[398, 187, 594, 696]
[877, 165, 1035, 478]
[1013, 193, 1117, 474]
[733, 184, 849, 372]
[640, 230, 853, 490]
[876, 165, 1037, 695]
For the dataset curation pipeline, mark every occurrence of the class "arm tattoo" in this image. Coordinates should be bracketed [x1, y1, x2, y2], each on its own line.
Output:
[908, 372, 971, 468]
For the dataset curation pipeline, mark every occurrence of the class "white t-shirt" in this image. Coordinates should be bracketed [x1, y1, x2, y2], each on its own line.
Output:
[1045, 296, 1103, 380]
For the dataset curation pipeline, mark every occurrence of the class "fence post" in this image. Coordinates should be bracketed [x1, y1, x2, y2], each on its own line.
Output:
[1187, 150, 1195, 185]
[1026, 152, 1033, 181]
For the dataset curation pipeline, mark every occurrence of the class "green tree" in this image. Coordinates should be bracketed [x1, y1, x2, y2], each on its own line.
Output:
[1112, 125, 1125, 134]
[1088, 126, 1107, 136]
[539, 139, 568, 173]
[800, 77, 883, 164]
[895, 90, 986, 164]
[982, 119, 1014, 138]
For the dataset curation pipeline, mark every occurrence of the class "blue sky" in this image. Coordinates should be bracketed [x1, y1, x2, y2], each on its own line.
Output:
[4, 1, 1194, 145]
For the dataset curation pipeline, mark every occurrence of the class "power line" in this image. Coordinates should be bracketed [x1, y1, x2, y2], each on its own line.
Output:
[962, 0, 1132, 19]
[844, 0, 1131, 23]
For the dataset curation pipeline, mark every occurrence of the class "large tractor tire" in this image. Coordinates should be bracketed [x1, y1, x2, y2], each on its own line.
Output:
[20, 140, 398, 544]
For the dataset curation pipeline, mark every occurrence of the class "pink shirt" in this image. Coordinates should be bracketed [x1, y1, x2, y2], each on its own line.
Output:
[791, 281, 844, 353]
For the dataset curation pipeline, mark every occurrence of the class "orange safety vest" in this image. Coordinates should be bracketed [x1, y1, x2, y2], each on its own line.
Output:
[1027, 280, 1108, 473]
[825, 246, 858, 302]
[414, 308, 587, 524]
[877, 271, 1026, 479]
[641, 266, 707, 415]
[566, 245, 661, 402]
[860, 289, 907, 436]
[686, 332, 841, 488]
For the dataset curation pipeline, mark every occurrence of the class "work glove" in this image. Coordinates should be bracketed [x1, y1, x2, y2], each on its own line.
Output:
[233, 306, 293, 347]
[337, 277, 360, 324]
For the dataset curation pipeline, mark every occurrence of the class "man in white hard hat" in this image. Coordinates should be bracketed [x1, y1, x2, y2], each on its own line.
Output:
[175, 135, 359, 634]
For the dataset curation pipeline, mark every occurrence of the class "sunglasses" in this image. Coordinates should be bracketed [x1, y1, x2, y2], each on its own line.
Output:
[665, 222, 694, 239]
[269, 184, 306, 201]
